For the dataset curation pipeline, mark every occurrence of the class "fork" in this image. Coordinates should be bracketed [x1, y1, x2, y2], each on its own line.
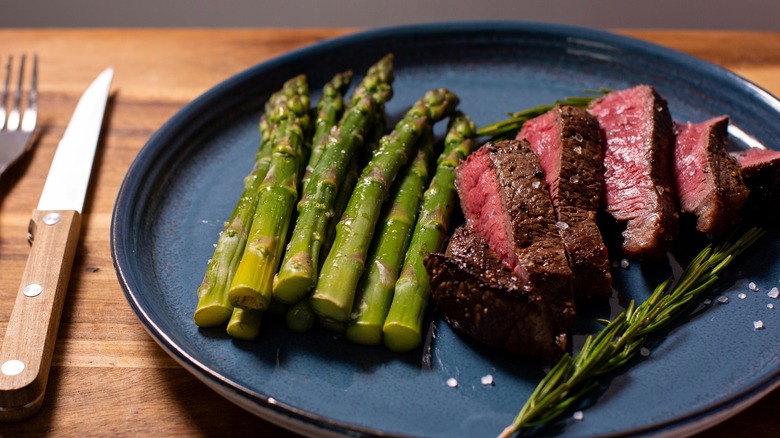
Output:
[0, 54, 38, 176]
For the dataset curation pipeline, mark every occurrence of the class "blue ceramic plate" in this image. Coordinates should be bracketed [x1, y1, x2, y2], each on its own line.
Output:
[111, 22, 780, 437]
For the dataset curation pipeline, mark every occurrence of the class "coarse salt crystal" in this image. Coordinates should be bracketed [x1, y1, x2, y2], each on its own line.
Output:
[569, 175, 579, 183]
[717, 296, 729, 304]
[768, 303, 775, 310]
[738, 293, 747, 300]
[573, 411, 584, 421]
[556, 221, 569, 230]
[769, 287, 779, 299]
[620, 259, 630, 269]
[640, 347, 651, 357]
[749, 282, 759, 291]
[753, 320, 765, 330]
[703, 299, 712, 305]
[531, 180, 541, 189]
[481, 374, 494, 386]
[446, 378, 458, 388]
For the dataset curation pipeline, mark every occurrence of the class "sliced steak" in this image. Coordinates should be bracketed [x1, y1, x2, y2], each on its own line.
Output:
[589, 85, 678, 259]
[442, 139, 575, 357]
[425, 225, 569, 359]
[455, 139, 574, 313]
[731, 147, 780, 221]
[519, 105, 612, 300]
[673, 116, 749, 236]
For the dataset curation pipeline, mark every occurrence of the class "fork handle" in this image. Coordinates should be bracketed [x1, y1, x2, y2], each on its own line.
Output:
[0, 209, 81, 420]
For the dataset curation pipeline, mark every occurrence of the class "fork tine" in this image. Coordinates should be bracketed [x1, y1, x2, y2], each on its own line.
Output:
[21, 54, 38, 133]
[0, 56, 10, 130]
[7, 54, 25, 131]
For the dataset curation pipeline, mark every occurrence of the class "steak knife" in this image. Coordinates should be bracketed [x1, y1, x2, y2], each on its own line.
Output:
[0, 68, 114, 420]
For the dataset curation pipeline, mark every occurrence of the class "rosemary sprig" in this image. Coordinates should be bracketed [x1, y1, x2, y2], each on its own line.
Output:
[476, 89, 609, 140]
[499, 226, 766, 437]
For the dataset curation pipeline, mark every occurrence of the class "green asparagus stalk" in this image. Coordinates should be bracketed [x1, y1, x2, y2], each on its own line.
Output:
[193, 91, 283, 328]
[273, 55, 395, 304]
[320, 154, 361, 262]
[302, 71, 354, 190]
[310, 88, 460, 322]
[320, 108, 386, 262]
[285, 299, 316, 333]
[345, 126, 434, 346]
[228, 75, 311, 311]
[226, 307, 263, 340]
[382, 112, 476, 352]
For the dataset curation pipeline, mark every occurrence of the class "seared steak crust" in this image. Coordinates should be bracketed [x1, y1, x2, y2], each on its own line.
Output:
[732, 147, 780, 221]
[673, 116, 749, 236]
[589, 85, 678, 259]
[520, 106, 612, 300]
[425, 225, 568, 359]
[426, 139, 575, 359]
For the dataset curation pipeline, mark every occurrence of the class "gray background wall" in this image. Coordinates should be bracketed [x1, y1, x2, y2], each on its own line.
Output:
[2, 0, 779, 30]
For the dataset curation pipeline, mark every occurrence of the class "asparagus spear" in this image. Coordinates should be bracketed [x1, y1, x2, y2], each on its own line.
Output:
[345, 126, 434, 345]
[226, 307, 263, 340]
[310, 88, 460, 322]
[193, 90, 284, 328]
[383, 112, 476, 352]
[285, 299, 316, 333]
[228, 75, 311, 311]
[273, 55, 395, 304]
[320, 107, 386, 263]
[302, 71, 354, 190]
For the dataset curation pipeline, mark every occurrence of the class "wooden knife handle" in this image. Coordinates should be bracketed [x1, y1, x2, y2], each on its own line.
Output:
[0, 209, 81, 420]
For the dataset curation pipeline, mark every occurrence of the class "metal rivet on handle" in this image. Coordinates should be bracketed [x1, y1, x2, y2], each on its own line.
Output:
[23, 283, 43, 297]
[42, 212, 61, 225]
[1, 360, 25, 376]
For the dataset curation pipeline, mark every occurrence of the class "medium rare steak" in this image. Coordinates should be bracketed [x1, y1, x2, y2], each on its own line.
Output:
[673, 116, 749, 236]
[589, 85, 678, 259]
[519, 105, 612, 300]
[427, 139, 575, 358]
[456, 139, 574, 291]
[425, 225, 569, 359]
[731, 147, 780, 221]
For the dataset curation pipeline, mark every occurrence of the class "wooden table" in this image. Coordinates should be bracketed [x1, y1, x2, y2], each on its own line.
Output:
[0, 28, 778, 437]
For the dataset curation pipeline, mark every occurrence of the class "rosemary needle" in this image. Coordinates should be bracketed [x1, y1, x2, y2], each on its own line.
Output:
[499, 226, 765, 437]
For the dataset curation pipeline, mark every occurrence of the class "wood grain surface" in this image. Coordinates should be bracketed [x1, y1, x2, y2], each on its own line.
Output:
[0, 28, 778, 437]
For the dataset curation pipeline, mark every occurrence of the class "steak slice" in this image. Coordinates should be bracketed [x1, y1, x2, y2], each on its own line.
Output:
[731, 147, 780, 221]
[673, 116, 749, 236]
[425, 225, 569, 359]
[447, 139, 575, 357]
[456, 139, 574, 312]
[519, 105, 612, 300]
[589, 85, 678, 259]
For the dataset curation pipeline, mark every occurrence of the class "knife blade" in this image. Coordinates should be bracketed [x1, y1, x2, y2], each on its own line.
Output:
[0, 68, 113, 420]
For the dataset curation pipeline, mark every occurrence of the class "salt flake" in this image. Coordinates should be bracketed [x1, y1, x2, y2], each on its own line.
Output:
[768, 287, 779, 299]
[481, 374, 494, 386]
[640, 347, 651, 357]
[573, 411, 584, 421]
[446, 378, 458, 388]
[738, 293, 747, 300]
[717, 296, 729, 304]
[620, 259, 630, 269]
[753, 320, 765, 330]
[749, 282, 759, 291]
[768, 303, 775, 310]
